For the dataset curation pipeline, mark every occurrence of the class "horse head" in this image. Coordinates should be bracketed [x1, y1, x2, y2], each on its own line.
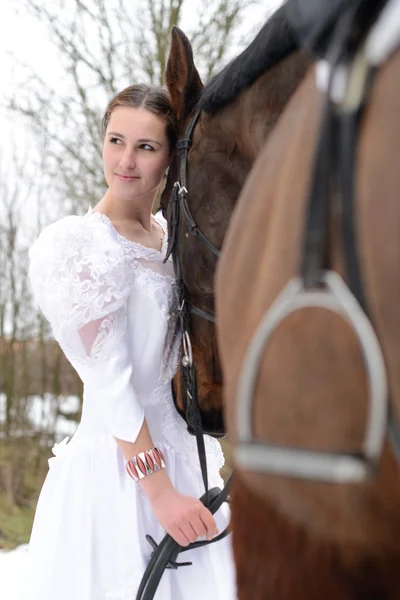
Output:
[161, 8, 313, 436]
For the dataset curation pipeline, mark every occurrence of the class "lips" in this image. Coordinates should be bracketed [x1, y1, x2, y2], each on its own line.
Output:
[116, 174, 139, 181]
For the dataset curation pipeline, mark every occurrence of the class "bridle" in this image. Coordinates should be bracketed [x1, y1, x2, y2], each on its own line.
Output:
[164, 104, 220, 324]
[235, 0, 400, 484]
[135, 101, 233, 600]
[162, 102, 231, 485]
[162, 104, 226, 440]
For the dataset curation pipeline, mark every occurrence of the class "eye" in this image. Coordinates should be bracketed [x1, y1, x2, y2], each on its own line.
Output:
[140, 143, 155, 151]
[109, 137, 122, 144]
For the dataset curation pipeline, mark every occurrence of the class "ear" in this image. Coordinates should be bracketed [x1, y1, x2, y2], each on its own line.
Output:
[165, 26, 204, 127]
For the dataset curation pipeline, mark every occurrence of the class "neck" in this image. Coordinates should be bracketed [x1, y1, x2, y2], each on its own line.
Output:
[95, 188, 158, 230]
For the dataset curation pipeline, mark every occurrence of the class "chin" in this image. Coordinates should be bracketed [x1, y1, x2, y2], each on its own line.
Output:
[111, 185, 140, 202]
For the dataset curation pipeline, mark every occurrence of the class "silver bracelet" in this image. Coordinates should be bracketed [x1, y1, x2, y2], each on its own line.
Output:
[125, 447, 166, 482]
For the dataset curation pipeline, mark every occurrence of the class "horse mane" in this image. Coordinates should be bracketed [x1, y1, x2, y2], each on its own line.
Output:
[199, 4, 298, 114]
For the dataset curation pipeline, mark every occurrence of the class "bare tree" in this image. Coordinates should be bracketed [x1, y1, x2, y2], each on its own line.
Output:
[0, 148, 32, 436]
[0, 148, 82, 506]
[7, 0, 257, 212]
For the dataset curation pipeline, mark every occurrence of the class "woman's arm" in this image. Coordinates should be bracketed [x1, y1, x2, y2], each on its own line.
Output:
[115, 422, 218, 546]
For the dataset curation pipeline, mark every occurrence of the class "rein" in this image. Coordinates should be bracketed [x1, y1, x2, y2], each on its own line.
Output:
[135, 482, 233, 600]
[136, 103, 233, 600]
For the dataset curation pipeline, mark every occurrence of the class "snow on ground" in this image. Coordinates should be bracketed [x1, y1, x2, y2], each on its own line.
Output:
[0, 395, 79, 598]
[0, 545, 28, 600]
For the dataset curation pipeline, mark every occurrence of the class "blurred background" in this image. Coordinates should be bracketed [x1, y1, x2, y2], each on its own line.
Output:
[0, 0, 283, 552]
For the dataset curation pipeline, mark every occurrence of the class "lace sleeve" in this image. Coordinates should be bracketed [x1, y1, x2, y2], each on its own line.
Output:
[28, 215, 144, 443]
[29, 215, 132, 335]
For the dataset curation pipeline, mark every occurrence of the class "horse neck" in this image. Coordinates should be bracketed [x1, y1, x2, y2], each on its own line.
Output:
[234, 50, 314, 161]
[185, 51, 313, 255]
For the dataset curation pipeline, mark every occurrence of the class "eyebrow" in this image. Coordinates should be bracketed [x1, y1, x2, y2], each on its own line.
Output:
[107, 132, 162, 147]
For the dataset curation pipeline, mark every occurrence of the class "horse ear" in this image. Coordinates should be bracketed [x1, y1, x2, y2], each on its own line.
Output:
[165, 26, 203, 126]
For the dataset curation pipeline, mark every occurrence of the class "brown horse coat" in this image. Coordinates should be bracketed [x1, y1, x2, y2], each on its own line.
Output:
[216, 48, 400, 599]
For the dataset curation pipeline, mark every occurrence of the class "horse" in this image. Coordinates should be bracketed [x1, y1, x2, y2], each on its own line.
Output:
[160, 5, 314, 598]
[215, 0, 400, 598]
[161, 6, 313, 438]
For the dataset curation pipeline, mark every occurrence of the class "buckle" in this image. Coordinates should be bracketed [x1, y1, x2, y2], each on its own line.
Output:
[176, 138, 192, 151]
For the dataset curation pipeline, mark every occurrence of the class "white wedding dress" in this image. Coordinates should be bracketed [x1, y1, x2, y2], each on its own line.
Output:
[25, 210, 236, 600]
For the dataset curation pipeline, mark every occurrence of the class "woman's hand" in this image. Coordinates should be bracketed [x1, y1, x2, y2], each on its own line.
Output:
[149, 487, 219, 547]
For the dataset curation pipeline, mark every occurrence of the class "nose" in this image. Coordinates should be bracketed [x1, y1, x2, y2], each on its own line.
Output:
[119, 147, 136, 171]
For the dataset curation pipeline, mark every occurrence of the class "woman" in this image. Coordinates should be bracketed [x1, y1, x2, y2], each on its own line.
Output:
[26, 84, 236, 599]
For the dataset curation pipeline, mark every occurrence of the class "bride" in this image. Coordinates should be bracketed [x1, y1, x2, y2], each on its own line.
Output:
[25, 84, 236, 600]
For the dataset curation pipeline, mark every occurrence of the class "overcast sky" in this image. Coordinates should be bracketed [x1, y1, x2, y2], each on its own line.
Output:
[0, 0, 284, 118]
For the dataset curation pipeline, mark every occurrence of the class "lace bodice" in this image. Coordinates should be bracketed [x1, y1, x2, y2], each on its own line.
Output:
[29, 210, 223, 471]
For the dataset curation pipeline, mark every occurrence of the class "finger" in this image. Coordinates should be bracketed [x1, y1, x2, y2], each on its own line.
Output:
[180, 522, 199, 544]
[170, 526, 191, 547]
[199, 508, 218, 540]
[189, 515, 208, 539]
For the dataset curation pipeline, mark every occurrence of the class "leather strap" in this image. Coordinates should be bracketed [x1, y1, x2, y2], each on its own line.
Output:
[299, 0, 400, 470]
[135, 479, 234, 600]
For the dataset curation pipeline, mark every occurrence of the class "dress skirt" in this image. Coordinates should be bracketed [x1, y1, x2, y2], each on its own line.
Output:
[22, 432, 237, 600]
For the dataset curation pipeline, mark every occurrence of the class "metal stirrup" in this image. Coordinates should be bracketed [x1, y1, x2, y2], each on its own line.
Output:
[235, 271, 388, 483]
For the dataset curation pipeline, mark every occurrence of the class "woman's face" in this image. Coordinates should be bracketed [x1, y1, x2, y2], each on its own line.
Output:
[103, 106, 170, 203]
